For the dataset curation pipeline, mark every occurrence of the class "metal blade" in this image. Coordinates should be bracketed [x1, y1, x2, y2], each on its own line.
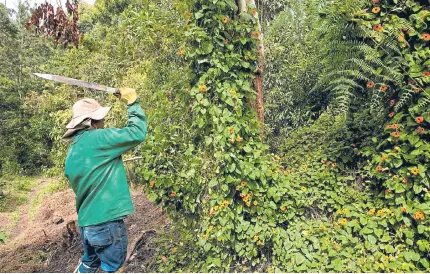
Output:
[33, 73, 119, 94]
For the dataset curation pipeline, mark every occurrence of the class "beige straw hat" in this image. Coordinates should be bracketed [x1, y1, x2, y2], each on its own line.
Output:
[66, 98, 111, 129]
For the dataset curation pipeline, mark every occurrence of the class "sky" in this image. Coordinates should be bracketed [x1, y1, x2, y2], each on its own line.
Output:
[4, 0, 95, 10]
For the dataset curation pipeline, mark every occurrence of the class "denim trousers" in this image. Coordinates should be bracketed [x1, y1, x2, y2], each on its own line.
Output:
[78, 219, 128, 273]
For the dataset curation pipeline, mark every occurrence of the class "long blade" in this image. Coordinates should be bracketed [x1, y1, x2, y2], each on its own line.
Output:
[33, 73, 119, 94]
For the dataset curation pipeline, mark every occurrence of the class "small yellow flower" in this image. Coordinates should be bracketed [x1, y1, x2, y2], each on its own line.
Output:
[199, 84, 207, 92]
[253, 201, 258, 206]
[321, 225, 326, 231]
[368, 208, 376, 215]
[253, 235, 259, 241]
[301, 186, 307, 191]
[339, 218, 348, 225]
[411, 168, 419, 176]
[214, 206, 219, 211]
[177, 48, 185, 56]
[342, 208, 348, 215]
[172, 247, 177, 253]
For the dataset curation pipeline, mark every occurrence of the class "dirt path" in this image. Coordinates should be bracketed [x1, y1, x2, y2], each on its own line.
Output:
[9, 179, 52, 240]
[0, 180, 169, 273]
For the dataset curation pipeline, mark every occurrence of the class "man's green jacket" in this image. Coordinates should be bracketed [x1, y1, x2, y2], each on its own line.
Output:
[65, 102, 147, 227]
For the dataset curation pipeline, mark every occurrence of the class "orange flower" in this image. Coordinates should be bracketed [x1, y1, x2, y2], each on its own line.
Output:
[401, 224, 406, 229]
[413, 211, 424, 221]
[235, 185, 240, 190]
[401, 207, 407, 213]
[392, 132, 400, 138]
[372, 6, 381, 13]
[321, 160, 326, 164]
[280, 206, 286, 212]
[415, 116, 424, 124]
[251, 9, 257, 16]
[389, 99, 395, 106]
[170, 191, 176, 197]
[245, 55, 249, 60]
[149, 181, 155, 188]
[372, 0, 379, 3]
[422, 33, 430, 41]
[413, 88, 422, 93]
[379, 85, 388, 92]
[423, 71, 430, 77]
[209, 207, 215, 215]
[411, 168, 419, 176]
[388, 112, 395, 118]
[251, 31, 260, 38]
[417, 127, 425, 134]
[376, 166, 384, 172]
[373, 24, 384, 32]
[229, 127, 234, 134]
[402, 178, 408, 184]
[223, 39, 229, 45]
[366, 81, 375, 88]
[222, 17, 229, 23]
[241, 181, 246, 187]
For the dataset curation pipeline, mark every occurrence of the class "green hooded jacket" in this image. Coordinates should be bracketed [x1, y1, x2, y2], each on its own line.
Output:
[65, 102, 147, 227]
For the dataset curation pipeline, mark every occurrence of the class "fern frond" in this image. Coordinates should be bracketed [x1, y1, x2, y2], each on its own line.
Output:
[394, 90, 414, 111]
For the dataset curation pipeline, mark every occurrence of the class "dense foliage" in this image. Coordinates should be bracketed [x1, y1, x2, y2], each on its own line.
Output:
[1, 0, 429, 272]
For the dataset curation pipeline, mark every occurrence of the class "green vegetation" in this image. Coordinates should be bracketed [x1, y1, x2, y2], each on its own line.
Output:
[1, 0, 429, 272]
[0, 176, 40, 212]
[29, 180, 67, 221]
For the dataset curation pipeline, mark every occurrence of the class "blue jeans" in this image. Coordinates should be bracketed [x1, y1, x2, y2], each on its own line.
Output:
[78, 220, 128, 273]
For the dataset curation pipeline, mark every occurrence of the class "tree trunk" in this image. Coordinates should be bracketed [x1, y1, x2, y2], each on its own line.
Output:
[247, 0, 265, 137]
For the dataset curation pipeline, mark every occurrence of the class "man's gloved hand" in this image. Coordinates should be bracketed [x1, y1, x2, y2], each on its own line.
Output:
[117, 88, 137, 105]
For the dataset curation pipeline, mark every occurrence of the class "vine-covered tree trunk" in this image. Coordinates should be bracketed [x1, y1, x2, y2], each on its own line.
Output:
[238, 0, 265, 136]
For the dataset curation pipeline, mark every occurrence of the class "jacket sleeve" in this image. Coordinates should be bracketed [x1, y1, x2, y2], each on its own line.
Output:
[96, 102, 147, 158]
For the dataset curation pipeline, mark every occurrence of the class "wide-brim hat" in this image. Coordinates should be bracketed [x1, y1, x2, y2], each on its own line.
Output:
[66, 98, 111, 129]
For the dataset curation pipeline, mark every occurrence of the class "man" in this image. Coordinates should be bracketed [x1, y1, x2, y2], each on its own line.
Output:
[64, 88, 147, 273]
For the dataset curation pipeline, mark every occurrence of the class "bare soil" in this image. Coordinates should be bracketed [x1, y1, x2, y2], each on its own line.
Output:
[0, 179, 169, 273]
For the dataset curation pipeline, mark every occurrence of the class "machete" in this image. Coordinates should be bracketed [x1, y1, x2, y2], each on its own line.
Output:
[33, 73, 120, 94]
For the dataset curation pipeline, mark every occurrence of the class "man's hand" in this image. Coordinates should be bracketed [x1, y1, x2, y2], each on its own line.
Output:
[116, 88, 137, 105]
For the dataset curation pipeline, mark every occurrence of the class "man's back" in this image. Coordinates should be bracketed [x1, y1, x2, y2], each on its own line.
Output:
[65, 102, 147, 227]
